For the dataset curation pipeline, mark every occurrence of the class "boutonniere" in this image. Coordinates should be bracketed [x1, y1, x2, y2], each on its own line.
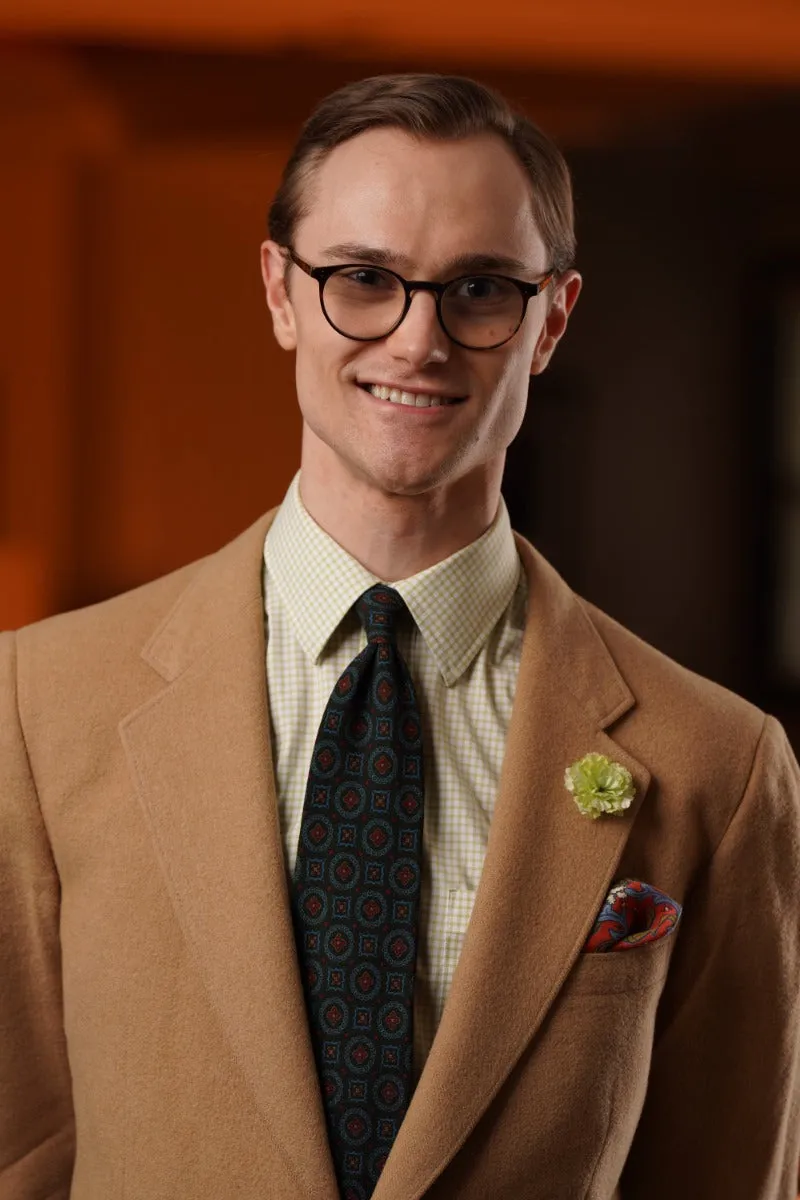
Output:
[564, 752, 636, 819]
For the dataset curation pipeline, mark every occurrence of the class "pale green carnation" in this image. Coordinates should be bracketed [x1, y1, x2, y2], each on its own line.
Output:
[564, 752, 636, 819]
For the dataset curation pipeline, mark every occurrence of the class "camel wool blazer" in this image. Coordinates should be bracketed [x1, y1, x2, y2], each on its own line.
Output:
[2, 509, 799, 1200]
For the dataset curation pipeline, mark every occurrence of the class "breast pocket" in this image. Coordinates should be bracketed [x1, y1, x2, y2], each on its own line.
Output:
[565, 933, 676, 997]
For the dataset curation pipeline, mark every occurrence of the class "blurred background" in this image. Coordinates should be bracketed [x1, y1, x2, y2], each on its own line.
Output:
[0, 0, 799, 750]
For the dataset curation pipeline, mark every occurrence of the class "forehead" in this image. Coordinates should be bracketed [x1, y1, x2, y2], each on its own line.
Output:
[296, 128, 546, 271]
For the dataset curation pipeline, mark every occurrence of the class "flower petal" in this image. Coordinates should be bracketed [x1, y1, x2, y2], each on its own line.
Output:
[565, 753, 636, 819]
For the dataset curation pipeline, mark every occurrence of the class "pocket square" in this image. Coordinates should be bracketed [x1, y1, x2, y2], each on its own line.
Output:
[583, 878, 682, 953]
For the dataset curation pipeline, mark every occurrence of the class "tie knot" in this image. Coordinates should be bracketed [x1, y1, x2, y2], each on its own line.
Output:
[355, 585, 406, 645]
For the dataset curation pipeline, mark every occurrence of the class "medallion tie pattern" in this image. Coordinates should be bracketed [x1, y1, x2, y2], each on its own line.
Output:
[291, 586, 425, 1200]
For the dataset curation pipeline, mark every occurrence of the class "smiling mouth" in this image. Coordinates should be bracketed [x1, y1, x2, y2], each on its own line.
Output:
[358, 382, 466, 408]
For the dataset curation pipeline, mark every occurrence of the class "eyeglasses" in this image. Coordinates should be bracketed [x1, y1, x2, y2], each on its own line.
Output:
[283, 248, 555, 351]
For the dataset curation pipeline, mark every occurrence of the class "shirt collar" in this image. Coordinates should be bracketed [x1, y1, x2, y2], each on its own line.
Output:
[265, 472, 521, 687]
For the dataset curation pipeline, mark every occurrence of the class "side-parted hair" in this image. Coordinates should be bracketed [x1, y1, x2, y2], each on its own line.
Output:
[268, 73, 576, 274]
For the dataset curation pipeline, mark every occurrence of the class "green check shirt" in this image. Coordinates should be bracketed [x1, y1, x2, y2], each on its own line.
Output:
[264, 472, 526, 1076]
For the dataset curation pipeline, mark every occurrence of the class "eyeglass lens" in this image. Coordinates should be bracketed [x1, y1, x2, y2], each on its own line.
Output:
[321, 267, 525, 348]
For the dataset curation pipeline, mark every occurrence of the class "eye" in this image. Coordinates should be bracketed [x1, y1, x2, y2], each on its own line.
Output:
[448, 275, 511, 304]
[337, 267, 397, 291]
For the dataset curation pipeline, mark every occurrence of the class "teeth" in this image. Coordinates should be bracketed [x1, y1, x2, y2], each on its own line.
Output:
[367, 384, 455, 408]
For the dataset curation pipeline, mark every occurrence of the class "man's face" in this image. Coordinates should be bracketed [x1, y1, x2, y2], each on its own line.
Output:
[262, 128, 580, 499]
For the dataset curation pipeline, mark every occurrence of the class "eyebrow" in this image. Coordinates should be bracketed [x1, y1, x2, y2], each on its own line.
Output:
[320, 242, 534, 277]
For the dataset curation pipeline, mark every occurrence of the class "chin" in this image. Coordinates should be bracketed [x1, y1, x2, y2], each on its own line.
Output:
[349, 453, 449, 497]
[373, 460, 470, 499]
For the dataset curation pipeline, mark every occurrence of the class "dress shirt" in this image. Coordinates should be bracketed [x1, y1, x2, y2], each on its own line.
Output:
[263, 472, 527, 1074]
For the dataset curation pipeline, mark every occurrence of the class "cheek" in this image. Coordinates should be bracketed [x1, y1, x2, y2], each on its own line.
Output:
[480, 341, 533, 416]
[464, 343, 532, 453]
[293, 315, 352, 391]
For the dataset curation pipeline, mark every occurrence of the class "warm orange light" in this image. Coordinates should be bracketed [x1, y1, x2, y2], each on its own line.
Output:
[2, 0, 800, 83]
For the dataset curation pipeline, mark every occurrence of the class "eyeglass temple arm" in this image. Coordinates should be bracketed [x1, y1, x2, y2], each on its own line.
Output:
[283, 247, 315, 277]
[527, 270, 556, 296]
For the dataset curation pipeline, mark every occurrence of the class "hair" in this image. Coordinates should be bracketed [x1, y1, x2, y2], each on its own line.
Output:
[268, 73, 576, 275]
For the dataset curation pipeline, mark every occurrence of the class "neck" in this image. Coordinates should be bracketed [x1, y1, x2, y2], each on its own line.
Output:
[298, 439, 504, 582]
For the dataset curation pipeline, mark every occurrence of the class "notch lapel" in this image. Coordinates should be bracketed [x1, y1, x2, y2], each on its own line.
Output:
[119, 514, 339, 1200]
[372, 537, 650, 1200]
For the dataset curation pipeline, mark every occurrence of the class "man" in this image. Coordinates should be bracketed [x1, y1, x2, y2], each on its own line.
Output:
[1, 73, 798, 1200]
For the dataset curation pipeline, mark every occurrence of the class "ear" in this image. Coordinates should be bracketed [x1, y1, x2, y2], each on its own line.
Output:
[530, 270, 582, 376]
[260, 240, 297, 351]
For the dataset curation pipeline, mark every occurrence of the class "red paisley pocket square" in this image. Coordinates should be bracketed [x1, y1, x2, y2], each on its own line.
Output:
[582, 878, 682, 953]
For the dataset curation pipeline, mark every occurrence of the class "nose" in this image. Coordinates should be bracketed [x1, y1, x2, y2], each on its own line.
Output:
[384, 288, 450, 366]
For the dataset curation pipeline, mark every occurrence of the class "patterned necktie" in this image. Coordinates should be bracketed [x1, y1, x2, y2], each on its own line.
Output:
[291, 585, 425, 1200]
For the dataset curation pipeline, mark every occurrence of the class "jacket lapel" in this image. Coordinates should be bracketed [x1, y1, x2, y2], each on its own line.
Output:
[372, 535, 650, 1200]
[119, 513, 339, 1200]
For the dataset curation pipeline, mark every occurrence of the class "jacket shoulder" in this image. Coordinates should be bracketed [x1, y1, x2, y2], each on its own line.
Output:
[8, 555, 220, 748]
[581, 598, 764, 741]
[15, 555, 210, 665]
[577, 600, 785, 875]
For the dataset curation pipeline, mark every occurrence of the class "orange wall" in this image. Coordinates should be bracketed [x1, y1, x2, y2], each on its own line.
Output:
[0, 52, 306, 619]
[73, 143, 301, 600]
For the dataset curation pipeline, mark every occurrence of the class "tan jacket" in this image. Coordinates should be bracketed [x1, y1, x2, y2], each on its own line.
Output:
[2, 510, 799, 1200]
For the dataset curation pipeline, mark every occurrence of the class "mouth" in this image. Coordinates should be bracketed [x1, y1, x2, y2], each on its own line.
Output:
[357, 382, 467, 409]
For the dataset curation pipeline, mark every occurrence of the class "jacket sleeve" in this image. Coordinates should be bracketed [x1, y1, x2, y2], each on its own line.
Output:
[620, 713, 800, 1199]
[0, 631, 75, 1198]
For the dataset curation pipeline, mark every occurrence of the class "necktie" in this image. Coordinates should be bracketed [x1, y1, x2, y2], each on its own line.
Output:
[291, 585, 425, 1200]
